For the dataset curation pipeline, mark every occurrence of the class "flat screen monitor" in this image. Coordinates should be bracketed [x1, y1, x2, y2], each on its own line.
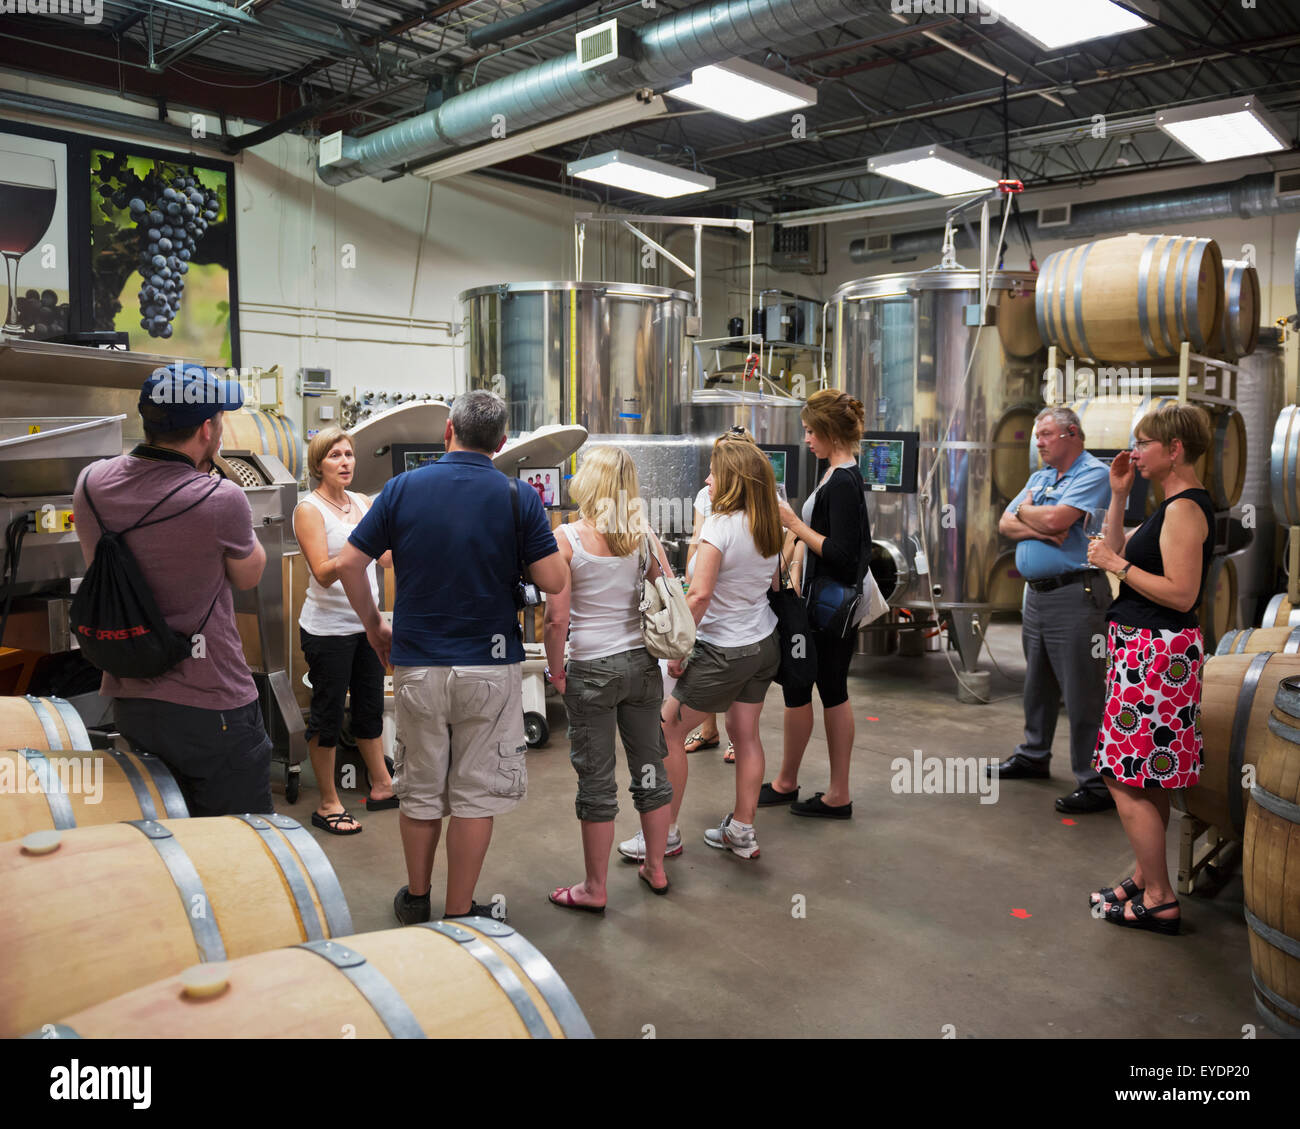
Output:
[390, 443, 446, 478]
[758, 444, 801, 498]
[859, 431, 919, 493]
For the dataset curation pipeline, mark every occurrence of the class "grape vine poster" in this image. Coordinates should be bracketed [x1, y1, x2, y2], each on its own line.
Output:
[0, 129, 71, 339]
[90, 149, 234, 365]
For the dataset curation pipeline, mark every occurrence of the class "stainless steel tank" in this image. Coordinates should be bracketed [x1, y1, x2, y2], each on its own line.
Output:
[829, 268, 1044, 672]
[460, 281, 691, 435]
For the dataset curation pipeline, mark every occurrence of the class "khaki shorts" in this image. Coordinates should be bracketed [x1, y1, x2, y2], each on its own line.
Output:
[391, 664, 528, 820]
[672, 633, 779, 714]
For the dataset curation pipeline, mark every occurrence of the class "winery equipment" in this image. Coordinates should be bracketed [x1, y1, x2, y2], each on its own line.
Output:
[828, 268, 1044, 681]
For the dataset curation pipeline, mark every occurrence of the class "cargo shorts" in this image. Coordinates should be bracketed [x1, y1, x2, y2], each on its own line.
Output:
[391, 664, 528, 820]
[672, 632, 780, 714]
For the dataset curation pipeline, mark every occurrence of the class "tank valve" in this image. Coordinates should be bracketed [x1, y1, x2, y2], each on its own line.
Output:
[932, 585, 943, 598]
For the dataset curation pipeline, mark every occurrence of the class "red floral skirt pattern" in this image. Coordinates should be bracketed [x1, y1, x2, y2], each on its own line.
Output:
[1093, 622, 1204, 789]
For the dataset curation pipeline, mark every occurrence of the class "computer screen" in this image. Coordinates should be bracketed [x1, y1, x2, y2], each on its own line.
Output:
[766, 450, 787, 488]
[757, 444, 801, 497]
[858, 432, 919, 493]
[390, 443, 445, 477]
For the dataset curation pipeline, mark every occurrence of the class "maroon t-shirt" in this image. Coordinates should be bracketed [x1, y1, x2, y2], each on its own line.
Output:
[73, 450, 259, 710]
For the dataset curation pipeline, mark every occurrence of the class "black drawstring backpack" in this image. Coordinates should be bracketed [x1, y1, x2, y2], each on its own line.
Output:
[70, 474, 223, 679]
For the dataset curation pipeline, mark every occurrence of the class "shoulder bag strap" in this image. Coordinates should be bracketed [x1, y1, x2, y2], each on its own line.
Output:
[508, 477, 526, 580]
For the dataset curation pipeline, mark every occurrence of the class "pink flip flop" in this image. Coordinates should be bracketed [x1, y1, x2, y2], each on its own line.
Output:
[548, 885, 606, 915]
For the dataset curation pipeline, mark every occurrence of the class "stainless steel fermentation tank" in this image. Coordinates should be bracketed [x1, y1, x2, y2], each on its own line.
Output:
[461, 281, 692, 436]
[829, 269, 1044, 673]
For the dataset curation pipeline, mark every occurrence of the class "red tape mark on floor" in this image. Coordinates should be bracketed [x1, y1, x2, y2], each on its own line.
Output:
[1010, 908, 1032, 919]
[866, 717, 879, 722]
[1061, 818, 1077, 826]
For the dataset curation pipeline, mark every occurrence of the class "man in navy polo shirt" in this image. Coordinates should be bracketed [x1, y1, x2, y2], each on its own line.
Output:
[993, 406, 1114, 813]
[337, 390, 567, 924]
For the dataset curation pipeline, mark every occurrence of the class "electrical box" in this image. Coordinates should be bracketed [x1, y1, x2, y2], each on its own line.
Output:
[302, 389, 343, 441]
[771, 224, 826, 274]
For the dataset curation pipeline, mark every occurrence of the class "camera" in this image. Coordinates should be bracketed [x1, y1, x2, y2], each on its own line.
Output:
[515, 581, 542, 609]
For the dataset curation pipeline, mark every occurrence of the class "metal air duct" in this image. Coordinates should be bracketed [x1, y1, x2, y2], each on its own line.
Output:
[318, 0, 858, 185]
[849, 173, 1300, 263]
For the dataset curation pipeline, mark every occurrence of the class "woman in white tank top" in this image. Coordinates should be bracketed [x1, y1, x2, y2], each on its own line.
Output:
[542, 445, 676, 910]
[293, 427, 395, 835]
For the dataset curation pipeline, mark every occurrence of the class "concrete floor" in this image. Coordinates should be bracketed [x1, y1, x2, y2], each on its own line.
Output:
[278, 621, 1271, 1039]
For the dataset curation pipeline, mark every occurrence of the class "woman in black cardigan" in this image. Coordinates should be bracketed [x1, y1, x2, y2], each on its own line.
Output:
[762, 389, 870, 818]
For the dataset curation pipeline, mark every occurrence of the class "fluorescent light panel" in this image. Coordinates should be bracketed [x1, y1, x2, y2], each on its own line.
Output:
[669, 58, 816, 122]
[411, 95, 667, 181]
[1156, 97, 1289, 163]
[981, 0, 1150, 51]
[567, 150, 715, 198]
[868, 145, 1000, 197]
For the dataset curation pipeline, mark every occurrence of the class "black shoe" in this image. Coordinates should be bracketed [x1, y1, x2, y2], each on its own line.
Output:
[394, 885, 431, 925]
[1055, 788, 1116, 814]
[758, 782, 799, 806]
[444, 900, 507, 924]
[986, 756, 1050, 780]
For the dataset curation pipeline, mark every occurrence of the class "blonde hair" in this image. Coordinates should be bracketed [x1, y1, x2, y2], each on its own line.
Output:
[1134, 403, 1212, 464]
[802, 389, 865, 448]
[307, 427, 353, 481]
[710, 435, 783, 558]
[570, 445, 643, 558]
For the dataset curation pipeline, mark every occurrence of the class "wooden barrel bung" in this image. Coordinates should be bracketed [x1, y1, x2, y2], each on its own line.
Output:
[0, 814, 352, 1036]
[1181, 653, 1300, 840]
[0, 747, 188, 842]
[1207, 260, 1261, 361]
[991, 407, 1038, 501]
[0, 695, 90, 751]
[1261, 593, 1300, 629]
[1217, 626, 1300, 656]
[36, 917, 593, 1039]
[1198, 556, 1238, 655]
[1243, 674, 1300, 1037]
[1036, 233, 1224, 362]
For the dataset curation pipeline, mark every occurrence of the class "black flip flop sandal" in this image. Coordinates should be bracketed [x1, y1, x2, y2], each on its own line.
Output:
[365, 794, 400, 811]
[638, 868, 670, 895]
[312, 810, 362, 835]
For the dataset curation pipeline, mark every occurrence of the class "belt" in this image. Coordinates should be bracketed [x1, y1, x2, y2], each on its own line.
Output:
[1027, 569, 1102, 594]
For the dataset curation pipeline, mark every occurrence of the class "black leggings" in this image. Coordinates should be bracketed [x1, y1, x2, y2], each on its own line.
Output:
[781, 627, 856, 709]
[301, 629, 385, 747]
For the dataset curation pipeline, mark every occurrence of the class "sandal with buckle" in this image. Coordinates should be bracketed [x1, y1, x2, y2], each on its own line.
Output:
[684, 730, 720, 753]
[1104, 894, 1181, 935]
[312, 809, 362, 836]
[1089, 876, 1142, 908]
[723, 742, 736, 764]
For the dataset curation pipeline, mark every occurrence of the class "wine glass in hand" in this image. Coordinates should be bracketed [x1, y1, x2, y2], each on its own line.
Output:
[1084, 506, 1107, 542]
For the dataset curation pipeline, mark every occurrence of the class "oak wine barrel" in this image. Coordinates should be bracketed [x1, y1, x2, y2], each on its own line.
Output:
[986, 551, 1026, 610]
[0, 747, 188, 842]
[222, 408, 302, 480]
[1217, 626, 1300, 656]
[991, 406, 1037, 501]
[35, 917, 593, 1039]
[1261, 593, 1300, 629]
[0, 695, 90, 750]
[1198, 556, 1237, 655]
[1270, 405, 1300, 526]
[1243, 675, 1300, 1038]
[1180, 653, 1300, 839]
[0, 814, 352, 1036]
[1036, 233, 1224, 361]
[1207, 259, 1260, 361]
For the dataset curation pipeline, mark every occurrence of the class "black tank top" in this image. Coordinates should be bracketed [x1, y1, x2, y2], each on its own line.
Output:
[1107, 487, 1215, 632]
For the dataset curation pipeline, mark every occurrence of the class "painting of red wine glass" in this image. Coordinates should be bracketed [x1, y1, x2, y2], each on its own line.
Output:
[0, 150, 57, 334]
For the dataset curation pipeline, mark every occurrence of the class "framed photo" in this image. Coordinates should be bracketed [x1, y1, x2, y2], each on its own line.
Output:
[0, 126, 74, 339]
[519, 467, 560, 507]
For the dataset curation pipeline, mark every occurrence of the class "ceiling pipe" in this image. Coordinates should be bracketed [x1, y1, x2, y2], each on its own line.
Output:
[466, 0, 595, 50]
[848, 172, 1300, 262]
[317, 0, 861, 186]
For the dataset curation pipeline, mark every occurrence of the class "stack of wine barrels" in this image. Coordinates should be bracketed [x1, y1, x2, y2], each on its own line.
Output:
[1036, 233, 1224, 361]
[1242, 675, 1300, 1037]
[1208, 259, 1261, 361]
[34, 917, 593, 1039]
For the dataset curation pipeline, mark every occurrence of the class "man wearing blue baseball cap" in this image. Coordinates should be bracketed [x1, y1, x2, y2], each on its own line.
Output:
[73, 363, 274, 815]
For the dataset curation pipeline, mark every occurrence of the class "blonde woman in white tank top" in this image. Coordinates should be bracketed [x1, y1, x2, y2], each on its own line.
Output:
[293, 428, 394, 835]
[542, 446, 676, 909]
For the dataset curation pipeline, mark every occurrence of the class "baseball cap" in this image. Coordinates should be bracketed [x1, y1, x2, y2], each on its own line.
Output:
[139, 363, 244, 431]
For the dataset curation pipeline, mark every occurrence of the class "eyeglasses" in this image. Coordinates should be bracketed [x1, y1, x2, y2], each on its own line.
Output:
[1132, 438, 1162, 450]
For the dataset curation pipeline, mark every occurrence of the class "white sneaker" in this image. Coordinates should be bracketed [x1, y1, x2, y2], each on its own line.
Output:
[703, 813, 760, 859]
[617, 828, 683, 861]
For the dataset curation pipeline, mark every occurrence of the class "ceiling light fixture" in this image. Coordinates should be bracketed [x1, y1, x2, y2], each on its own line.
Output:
[1155, 96, 1290, 164]
[868, 145, 1001, 197]
[669, 58, 816, 122]
[411, 94, 667, 181]
[980, 0, 1151, 51]
[567, 150, 715, 198]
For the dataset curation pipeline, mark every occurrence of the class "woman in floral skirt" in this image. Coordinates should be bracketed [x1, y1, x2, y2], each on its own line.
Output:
[1085, 403, 1215, 935]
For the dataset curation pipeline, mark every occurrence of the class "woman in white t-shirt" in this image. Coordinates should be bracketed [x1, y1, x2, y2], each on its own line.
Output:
[293, 427, 395, 835]
[621, 432, 782, 862]
[543, 446, 675, 908]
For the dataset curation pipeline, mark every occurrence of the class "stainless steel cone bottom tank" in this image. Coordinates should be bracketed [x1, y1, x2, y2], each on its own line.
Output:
[460, 281, 692, 435]
[829, 268, 1044, 674]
